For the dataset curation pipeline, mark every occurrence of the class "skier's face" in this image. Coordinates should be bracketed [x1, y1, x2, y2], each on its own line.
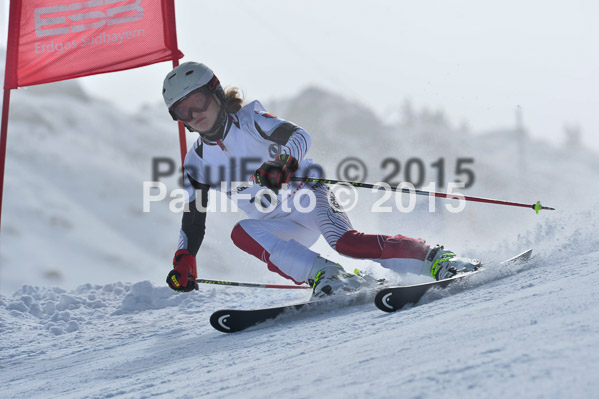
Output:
[186, 95, 221, 132]
[172, 89, 221, 132]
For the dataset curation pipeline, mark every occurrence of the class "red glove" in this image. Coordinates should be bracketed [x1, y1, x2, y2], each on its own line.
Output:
[255, 154, 299, 191]
[166, 249, 198, 292]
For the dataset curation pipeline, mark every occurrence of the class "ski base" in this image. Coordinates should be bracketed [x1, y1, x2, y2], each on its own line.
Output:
[374, 248, 533, 313]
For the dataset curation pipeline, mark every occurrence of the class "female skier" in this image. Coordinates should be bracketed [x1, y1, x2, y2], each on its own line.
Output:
[163, 62, 479, 296]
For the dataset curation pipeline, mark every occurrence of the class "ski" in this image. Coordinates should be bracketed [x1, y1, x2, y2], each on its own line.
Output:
[209, 272, 384, 333]
[374, 248, 533, 313]
[209, 290, 375, 333]
[210, 301, 317, 333]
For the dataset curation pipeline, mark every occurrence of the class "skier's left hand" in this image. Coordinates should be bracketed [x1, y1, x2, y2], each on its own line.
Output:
[255, 154, 299, 191]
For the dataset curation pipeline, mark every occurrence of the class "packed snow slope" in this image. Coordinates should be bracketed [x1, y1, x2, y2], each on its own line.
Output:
[1, 207, 598, 398]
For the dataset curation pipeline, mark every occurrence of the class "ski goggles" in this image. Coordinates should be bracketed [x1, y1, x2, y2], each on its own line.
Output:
[169, 87, 214, 122]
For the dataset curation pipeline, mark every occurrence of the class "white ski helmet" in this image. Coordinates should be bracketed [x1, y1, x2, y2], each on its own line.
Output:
[162, 62, 226, 117]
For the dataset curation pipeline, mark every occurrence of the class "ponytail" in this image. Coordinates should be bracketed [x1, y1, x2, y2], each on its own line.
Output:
[224, 87, 244, 113]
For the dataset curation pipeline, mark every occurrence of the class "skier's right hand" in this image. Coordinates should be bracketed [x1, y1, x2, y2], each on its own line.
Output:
[255, 154, 299, 191]
[166, 249, 198, 292]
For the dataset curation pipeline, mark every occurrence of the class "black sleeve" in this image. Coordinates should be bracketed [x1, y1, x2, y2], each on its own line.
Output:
[181, 174, 209, 256]
[253, 112, 311, 161]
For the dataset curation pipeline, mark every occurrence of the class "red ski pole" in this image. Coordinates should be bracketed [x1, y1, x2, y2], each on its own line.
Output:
[290, 177, 555, 214]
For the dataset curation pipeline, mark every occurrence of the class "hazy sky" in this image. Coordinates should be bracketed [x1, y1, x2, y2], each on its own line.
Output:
[4, 0, 599, 150]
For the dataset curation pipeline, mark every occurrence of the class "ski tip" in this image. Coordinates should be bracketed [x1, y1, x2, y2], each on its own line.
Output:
[500, 248, 533, 264]
[519, 248, 533, 259]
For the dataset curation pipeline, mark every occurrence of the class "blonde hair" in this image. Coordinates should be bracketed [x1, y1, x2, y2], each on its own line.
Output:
[224, 87, 244, 113]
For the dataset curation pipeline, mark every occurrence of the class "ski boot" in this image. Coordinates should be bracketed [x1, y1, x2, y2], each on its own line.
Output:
[421, 245, 481, 281]
[307, 256, 365, 298]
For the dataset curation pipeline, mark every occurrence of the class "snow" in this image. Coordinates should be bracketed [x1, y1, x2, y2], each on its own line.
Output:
[1, 49, 599, 397]
[1, 228, 598, 398]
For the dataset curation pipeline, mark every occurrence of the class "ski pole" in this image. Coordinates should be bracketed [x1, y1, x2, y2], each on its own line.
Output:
[196, 278, 311, 290]
[290, 177, 555, 213]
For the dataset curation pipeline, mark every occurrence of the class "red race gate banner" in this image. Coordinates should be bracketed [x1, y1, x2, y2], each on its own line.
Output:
[0, 0, 186, 233]
[4, 0, 183, 88]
